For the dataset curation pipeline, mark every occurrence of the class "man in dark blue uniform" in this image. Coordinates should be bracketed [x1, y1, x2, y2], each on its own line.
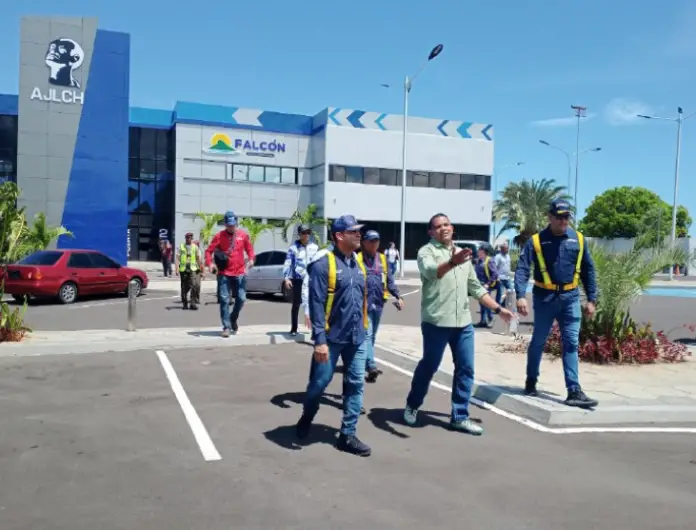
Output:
[514, 199, 599, 408]
[295, 214, 372, 457]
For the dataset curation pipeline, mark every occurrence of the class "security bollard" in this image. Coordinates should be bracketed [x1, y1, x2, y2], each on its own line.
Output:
[127, 280, 137, 331]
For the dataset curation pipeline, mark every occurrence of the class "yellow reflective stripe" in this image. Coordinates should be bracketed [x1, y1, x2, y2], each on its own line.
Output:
[532, 231, 585, 291]
[355, 257, 369, 329]
[484, 256, 497, 287]
[572, 232, 584, 288]
[532, 233, 553, 286]
[380, 253, 389, 300]
[179, 243, 199, 271]
[324, 253, 337, 331]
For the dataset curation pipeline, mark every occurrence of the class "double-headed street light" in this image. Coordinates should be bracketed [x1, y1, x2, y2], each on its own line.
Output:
[638, 107, 696, 280]
[538, 140, 601, 210]
[398, 44, 444, 278]
[491, 161, 525, 244]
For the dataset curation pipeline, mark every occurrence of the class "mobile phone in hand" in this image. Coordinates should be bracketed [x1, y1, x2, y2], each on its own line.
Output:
[392, 300, 402, 311]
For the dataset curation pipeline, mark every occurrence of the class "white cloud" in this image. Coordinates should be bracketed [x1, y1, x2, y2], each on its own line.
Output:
[604, 98, 655, 125]
[530, 114, 596, 127]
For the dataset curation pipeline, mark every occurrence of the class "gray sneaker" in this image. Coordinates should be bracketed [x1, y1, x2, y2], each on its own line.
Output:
[450, 418, 483, 436]
[403, 406, 418, 426]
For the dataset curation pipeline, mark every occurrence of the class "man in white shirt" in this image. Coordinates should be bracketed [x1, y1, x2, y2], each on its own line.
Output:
[283, 224, 319, 336]
[494, 242, 513, 306]
[384, 241, 399, 277]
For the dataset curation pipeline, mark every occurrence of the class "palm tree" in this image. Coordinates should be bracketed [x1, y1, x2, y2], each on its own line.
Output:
[195, 212, 224, 247]
[20, 212, 72, 255]
[282, 204, 331, 244]
[238, 217, 272, 245]
[493, 178, 570, 247]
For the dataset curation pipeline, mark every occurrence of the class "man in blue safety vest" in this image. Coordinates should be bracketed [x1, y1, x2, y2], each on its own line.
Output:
[296, 214, 372, 457]
[474, 246, 498, 328]
[514, 198, 599, 409]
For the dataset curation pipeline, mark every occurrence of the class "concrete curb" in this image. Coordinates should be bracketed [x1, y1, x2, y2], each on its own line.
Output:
[374, 343, 696, 428]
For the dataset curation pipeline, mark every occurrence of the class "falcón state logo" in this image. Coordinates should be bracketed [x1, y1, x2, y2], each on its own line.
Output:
[203, 133, 240, 156]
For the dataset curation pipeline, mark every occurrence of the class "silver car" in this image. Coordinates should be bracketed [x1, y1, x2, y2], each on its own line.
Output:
[245, 250, 293, 302]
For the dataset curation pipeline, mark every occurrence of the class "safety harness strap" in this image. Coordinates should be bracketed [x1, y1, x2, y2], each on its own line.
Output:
[532, 232, 585, 292]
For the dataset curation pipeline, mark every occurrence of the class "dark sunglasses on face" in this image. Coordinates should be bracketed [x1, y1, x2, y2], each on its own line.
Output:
[300, 231, 311, 235]
[554, 214, 571, 221]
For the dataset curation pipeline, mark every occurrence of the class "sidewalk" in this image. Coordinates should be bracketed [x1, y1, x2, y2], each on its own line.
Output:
[375, 325, 696, 427]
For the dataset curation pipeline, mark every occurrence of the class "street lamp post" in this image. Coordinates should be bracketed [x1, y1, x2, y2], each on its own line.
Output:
[491, 161, 524, 244]
[571, 105, 586, 210]
[398, 44, 443, 278]
[638, 107, 696, 280]
[538, 140, 601, 210]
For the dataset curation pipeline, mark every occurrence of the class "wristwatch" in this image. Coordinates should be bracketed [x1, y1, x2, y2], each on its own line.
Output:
[494, 306, 502, 315]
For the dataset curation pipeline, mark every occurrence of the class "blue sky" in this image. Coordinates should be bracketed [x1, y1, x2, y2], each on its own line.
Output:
[2, 0, 695, 233]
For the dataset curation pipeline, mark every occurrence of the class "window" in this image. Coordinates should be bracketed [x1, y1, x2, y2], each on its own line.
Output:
[139, 128, 157, 159]
[460, 174, 475, 190]
[268, 251, 286, 266]
[345, 166, 363, 184]
[474, 174, 491, 191]
[67, 253, 93, 268]
[248, 165, 264, 182]
[265, 167, 281, 183]
[129, 127, 140, 157]
[139, 159, 157, 180]
[89, 253, 119, 268]
[330, 165, 346, 182]
[363, 167, 380, 185]
[232, 164, 249, 180]
[254, 251, 272, 266]
[281, 167, 297, 184]
[379, 169, 397, 186]
[410, 171, 429, 188]
[445, 173, 460, 189]
[18, 251, 63, 266]
[430, 172, 445, 188]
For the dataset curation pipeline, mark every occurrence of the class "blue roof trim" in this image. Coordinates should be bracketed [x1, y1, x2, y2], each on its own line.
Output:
[129, 106, 173, 129]
[0, 94, 18, 115]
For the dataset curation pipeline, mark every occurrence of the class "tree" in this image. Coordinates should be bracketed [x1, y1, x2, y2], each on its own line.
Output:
[238, 217, 272, 244]
[493, 178, 570, 247]
[578, 186, 691, 241]
[195, 212, 223, 247]
[282, 204, 331, 244]
[20, 212, 73, 256]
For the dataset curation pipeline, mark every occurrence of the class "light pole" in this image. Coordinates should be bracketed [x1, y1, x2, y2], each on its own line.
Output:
[398, 44, 444, 278]
[571, 105, 586, 210]
[638, 107, 696, 280]
[491, 161, 524, 244]
[538, 140, 572, 190]
[538, 140, 601, 207]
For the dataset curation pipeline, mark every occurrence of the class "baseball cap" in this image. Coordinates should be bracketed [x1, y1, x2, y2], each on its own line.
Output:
[331, 214, 363, 233]
[364, 230, 380, 241]
[298, 224, 311, 234]
[223, 210, 237, 226]
[185, 232, 193, 237]
[549, 199, 572, 216]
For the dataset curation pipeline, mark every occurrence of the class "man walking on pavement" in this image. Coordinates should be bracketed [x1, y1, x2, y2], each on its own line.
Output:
[474, 246, 499, 328]
[205, 210, 255, 337]
[385, 241, 399, 277]
[283, 224, 319, 336]
[494, 241, 513, 308]
[514, 198, 599, 409]
[403, 213, 514, 436]
[357, 230, 404, 383]
[176, 232, 203, 310]
[296, 214, 372, 457]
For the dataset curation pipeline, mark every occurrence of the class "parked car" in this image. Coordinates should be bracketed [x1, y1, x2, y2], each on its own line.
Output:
[245, 250, 292, 302]
[453, 239, 490, 265]
[1, 249, 149, 304]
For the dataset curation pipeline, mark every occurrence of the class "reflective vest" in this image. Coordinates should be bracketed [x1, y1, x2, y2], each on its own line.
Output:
[483, 257, 497, 288]
[179, 243, 200, 272]
[324, 252, 369, 331]
[531, 232, 584, 291]
[356, 251, 390, 301]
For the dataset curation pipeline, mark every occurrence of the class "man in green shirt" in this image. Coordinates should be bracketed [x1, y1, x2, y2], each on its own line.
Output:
[403, 213, 514, 435]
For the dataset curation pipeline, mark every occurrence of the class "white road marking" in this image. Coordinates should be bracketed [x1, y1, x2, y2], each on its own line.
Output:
[374, 347, 696, 436]
[399, 289, 420, 297]
[64, 296, 176, 309]
[155, 350, 222, 462]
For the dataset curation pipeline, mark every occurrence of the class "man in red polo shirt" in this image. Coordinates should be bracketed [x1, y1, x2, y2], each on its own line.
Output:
[205, 210, 255, 337]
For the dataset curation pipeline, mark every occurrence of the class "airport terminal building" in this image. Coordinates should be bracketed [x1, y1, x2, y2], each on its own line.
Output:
[0, 15, 494, 264]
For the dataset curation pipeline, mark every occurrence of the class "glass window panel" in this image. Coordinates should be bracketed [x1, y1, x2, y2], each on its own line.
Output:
[429, 172, 445, 188]
[475, 174, 491, 191]
[248, 165, 264, 182]
[379, 168, 397, 186]
[156, 160, 169, 178]
[363, 167, 380, 185]
[397, 171, 413, 186]
[128, 128, 140, 157]
[139, 159, 157, 180]
[281, 167, 296, 184]
[155, 129, 168, 160]
[445, 173, 461, 189]
[232, 164, 249, 181]
[345, 166, 363, 183]
[128, 158, 139, 179]
[411, 171, 429, 187]
[139, 128, 157, 159]
[128, 180, 139, 212]
[330, 165, 346, 182]
[460, 174, 475, 190]
[138, 181, 156, 213]
[265, 167, 281, 183]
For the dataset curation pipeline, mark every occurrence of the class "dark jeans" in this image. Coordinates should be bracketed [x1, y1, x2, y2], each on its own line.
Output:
[365, 307, 382, 372]
[162, 258, 172, 277]
[406, 321, 475, 422]
[217, 275, 246, 330]
[290, 278, 304, 333]
[303, 340, 367, 436]
[527, 294, 581, 391]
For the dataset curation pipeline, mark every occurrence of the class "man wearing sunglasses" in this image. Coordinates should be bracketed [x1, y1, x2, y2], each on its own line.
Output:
[283, 224, 319, 336]
[514, 198, 598, 409]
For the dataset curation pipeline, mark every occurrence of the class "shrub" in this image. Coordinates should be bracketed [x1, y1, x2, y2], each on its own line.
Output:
[0, 299, 31, 342]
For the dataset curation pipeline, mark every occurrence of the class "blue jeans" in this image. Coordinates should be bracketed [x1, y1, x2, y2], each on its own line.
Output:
[217, 275, 246, 329]
[303, 340, 367, 436]
[388, 261, 397, 276]
[526, 293, 581, 391]
[406, 322, 475, 422]
[496, 279, 512, 306]
[365, 307, 382, 372]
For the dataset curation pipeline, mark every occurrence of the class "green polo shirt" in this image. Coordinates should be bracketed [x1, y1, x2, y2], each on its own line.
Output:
[417, 239, 488, 328]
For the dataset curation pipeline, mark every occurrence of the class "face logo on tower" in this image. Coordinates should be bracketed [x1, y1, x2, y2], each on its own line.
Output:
[45, 38, 84, 88]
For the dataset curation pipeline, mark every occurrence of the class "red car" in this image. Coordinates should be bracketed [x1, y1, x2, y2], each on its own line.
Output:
[1, 249, 149, 304]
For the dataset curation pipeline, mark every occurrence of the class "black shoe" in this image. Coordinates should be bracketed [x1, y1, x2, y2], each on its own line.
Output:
[182, 302, 188, 310]
[565, 389, 598, 409]
[296, 413, 313, 439]
[289, 331, 298, 337]
[190, 304, 198, 310]
[231, 320, 239, 333]
[365, 368, 382, 383]
[524, 379, 538, 396]
[336, 434, 371, 457]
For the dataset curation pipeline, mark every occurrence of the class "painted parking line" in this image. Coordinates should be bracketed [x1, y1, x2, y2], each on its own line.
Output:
[400, 289, 420, 297]
[374, 345, 696, 436]
[64, 295, 177, 309]
[155, 350, 222, 462]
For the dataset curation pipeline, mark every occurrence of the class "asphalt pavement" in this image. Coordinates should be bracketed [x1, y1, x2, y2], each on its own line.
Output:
[1, 342, 694, 529]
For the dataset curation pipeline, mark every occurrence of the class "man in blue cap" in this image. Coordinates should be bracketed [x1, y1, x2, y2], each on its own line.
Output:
[514, 198, 599, 408]
[296, 214, 371, 457]
[205, 210, 255, 337]
[358, 230, 403, 382]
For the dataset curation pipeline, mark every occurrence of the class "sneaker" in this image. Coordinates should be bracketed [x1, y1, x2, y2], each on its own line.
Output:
[289, 331, 298, 337]
[336, 434, 371, 457]
[565, 389, 598, 409]
[524, 379, 538, 397]
[231, 321, 239, 335]
[296, 413, 313, 439]
[221, 328, 230, 338]
[449, 418, 484, 436]
[403, 406, 419, 426]
[365, 368, 382, 383]
[190, 304, 198, 310]
[182, 302, 188, 310]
